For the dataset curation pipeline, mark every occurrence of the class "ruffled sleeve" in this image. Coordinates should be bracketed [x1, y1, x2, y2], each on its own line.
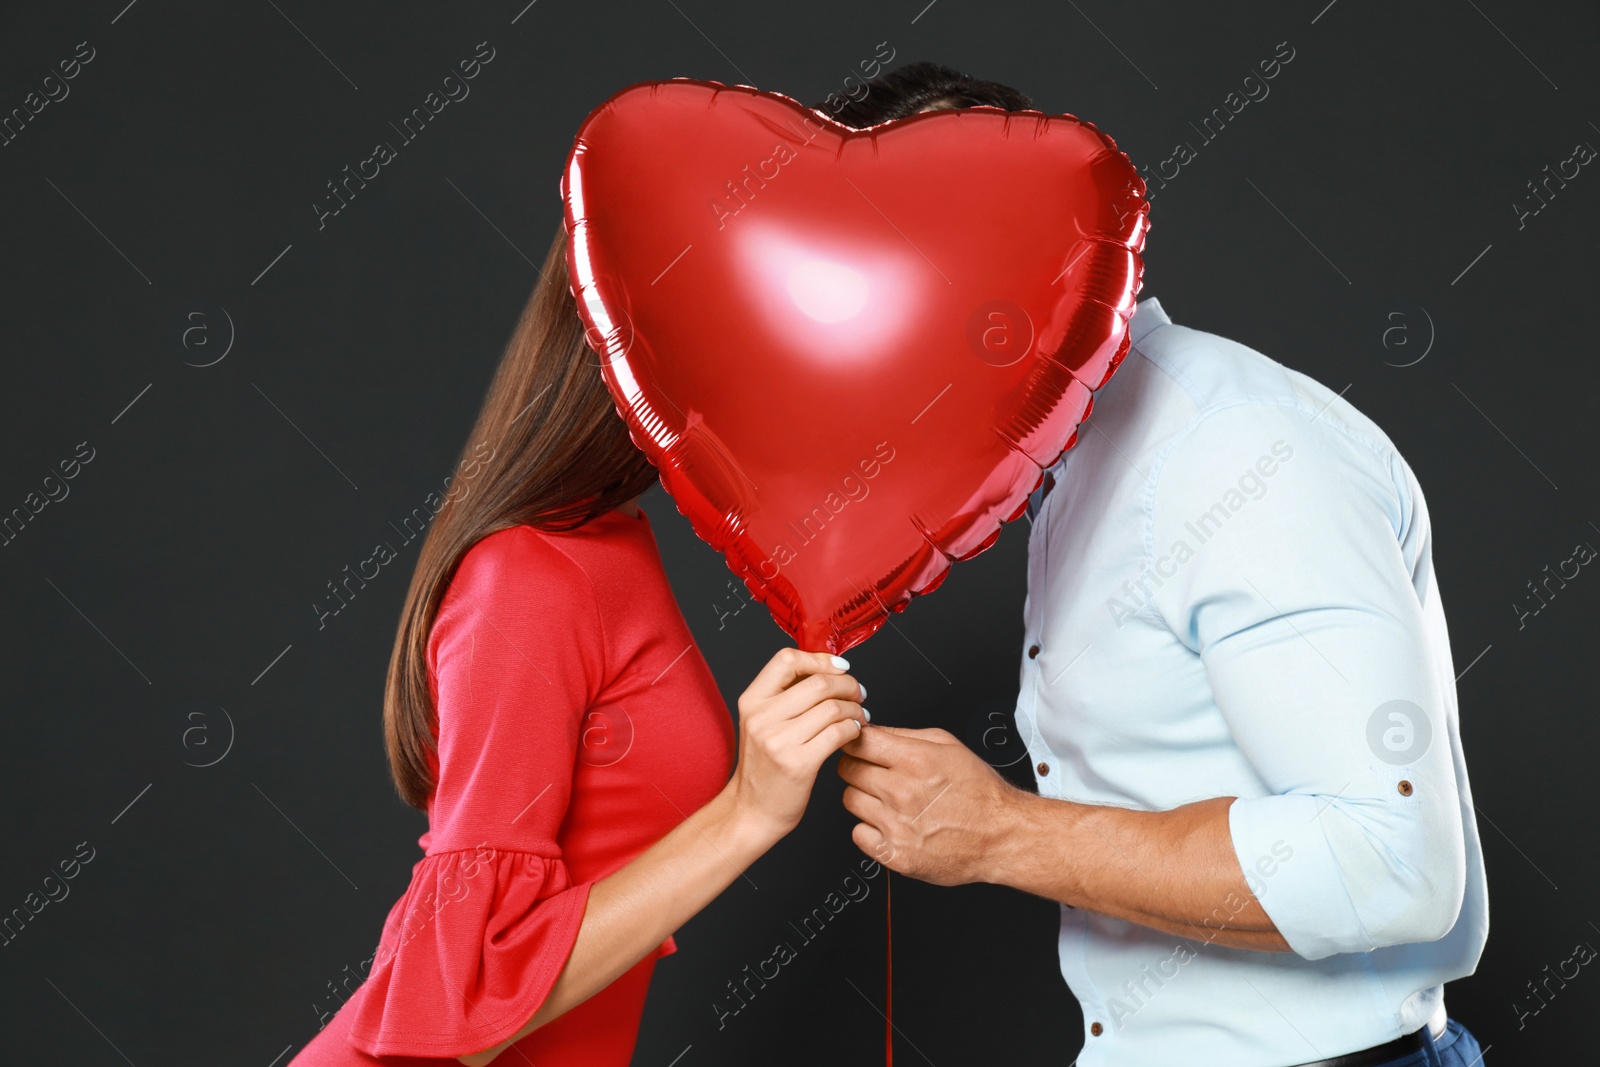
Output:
[346, 525, 606, 1058]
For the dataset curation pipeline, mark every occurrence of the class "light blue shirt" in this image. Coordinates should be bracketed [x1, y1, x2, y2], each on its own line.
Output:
[1017, 296, 1488, 1066]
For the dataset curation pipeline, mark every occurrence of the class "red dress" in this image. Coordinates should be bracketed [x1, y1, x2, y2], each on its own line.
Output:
[292, 508, 736, 1065]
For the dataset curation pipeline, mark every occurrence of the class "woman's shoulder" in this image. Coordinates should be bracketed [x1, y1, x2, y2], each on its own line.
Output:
[435, 525, 603, 643]
[454, 523, 596, 594]
[460, 511, 650, 580]
[430, 525, 609, 690]
[440, 512, 672, 647]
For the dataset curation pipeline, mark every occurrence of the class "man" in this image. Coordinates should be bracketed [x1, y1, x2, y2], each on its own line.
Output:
[837, 64, 1490, 1067]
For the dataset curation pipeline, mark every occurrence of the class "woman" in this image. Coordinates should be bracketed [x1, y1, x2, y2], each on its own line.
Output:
[292, 62, 1029, 1067]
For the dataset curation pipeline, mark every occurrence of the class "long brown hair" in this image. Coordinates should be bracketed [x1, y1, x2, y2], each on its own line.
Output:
[382, 226, 657, 810]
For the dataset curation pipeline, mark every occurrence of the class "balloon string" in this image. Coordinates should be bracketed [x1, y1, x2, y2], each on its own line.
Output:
[886, 869, 893, 1066]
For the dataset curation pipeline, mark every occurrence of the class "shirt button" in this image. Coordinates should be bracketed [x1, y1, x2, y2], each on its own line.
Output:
[1036, 762, 1050, 776]
[1090, 1022, 1104, 1036]
[1028, 644, 1041, 659]
[1398, 780, 1414, 796]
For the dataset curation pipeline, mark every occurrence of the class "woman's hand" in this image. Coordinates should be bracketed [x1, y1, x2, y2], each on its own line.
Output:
[724, 648, 868, 841]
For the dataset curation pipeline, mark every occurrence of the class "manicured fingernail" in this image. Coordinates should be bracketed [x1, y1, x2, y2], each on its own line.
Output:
[830, 655, 850, 670]
[862, 708, 872, 722]
[858, 682, 868, 700]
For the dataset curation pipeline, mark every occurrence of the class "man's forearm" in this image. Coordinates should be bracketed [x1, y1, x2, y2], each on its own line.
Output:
[837, 727, 1293, 953]
[990, 791, 1291, 952]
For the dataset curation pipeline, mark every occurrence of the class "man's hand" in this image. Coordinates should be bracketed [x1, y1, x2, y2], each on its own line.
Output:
[837, 724, 1024, 886]
[839, 724, 1290, 951]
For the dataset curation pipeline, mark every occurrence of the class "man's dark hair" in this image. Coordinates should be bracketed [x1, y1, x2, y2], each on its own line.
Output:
[813, 59, 1034, 129]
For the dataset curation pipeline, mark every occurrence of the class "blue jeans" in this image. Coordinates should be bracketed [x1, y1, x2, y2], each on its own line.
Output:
[1373, 1018, 1485, 1066]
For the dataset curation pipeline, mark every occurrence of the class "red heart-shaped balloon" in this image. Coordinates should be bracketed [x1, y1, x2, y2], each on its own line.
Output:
[563, 79, 1148, 653]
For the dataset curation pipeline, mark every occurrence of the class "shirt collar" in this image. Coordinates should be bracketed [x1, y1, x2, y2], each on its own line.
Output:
[1129, 296, 1171, 348]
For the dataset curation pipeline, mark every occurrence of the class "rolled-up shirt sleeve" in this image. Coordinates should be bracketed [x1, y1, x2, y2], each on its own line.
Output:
[1147, 400, 1468, 961]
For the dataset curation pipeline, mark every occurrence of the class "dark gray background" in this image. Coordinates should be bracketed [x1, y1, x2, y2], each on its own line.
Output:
[2, 0, 1594, 1063]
